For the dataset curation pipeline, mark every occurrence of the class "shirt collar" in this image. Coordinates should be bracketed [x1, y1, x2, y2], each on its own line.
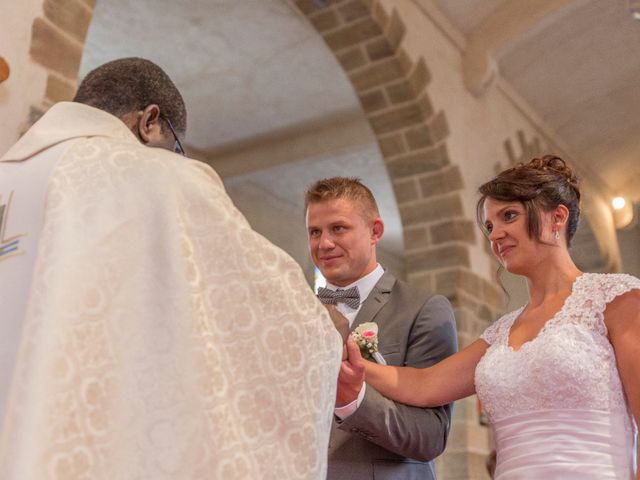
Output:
[326, 264, 384, 306]
[1, 102, 139, 162]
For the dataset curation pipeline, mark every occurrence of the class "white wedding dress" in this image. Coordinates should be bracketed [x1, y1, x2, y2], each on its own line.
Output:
[476, 273, 640, 479]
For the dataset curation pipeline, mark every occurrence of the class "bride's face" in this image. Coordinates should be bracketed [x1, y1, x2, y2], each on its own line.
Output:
[482, 198, 556, 275]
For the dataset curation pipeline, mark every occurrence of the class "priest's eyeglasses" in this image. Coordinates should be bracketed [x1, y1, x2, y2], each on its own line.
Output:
[164, 117, 186, 156]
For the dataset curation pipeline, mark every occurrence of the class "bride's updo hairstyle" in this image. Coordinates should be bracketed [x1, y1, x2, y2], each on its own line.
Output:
[477, 155, 581, 247]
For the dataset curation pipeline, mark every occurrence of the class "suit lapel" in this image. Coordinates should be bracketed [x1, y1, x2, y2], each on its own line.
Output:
[351, 270, 396, 332]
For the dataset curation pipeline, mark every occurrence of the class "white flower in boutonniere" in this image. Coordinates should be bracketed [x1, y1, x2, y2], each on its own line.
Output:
[350, 322, 386, 365]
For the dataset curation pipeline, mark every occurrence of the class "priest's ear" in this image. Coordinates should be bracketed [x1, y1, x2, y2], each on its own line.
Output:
[136, 104, 173, 149]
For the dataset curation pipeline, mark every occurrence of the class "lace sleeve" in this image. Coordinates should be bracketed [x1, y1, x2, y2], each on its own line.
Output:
[582, 273, 640, 333]
[479, 309, 520, 345]
[601, 274, 640, 305]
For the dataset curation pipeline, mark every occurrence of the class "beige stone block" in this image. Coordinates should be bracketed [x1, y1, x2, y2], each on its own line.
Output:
[405, 271, 433, 291]
[436, 268, 484, 302]
[372, 0, 389, 29]
[309, 9, 341, 32]
[336, 46, 367, 71]
[428, 110, 450, 143]
[386, 143, 449, 178]
[396, 47, 413, 75]
[420, 165, 464, 198]
[386, 9, 406, 48]
[386, 79, 414, 104]
[482, 279, 506, 310]
[450, 290, 483, 316]
[295, 0, 345, 16]
[358, 89, 387, 113]
[435, 269, 465, 299]
[392, 177, 419, 203]
[451, 307, 473, 335]
[430, 218, 476, 245]
[418, 93, 435, 118]
[30, 17, 83, 79]
[43, 0, 93, 42]
[405, 244, 470, 272]
[477, 304, 494, 323]
[45, 73, 77, 103]
[403, 225, 429, 250]
[338, 0, 369, 22]
[365, 36, 394, 62]
[325, 18, 382, 51]
[399, 194, 463, 225]
[350, 56, 403, 91]
[377, 133, 405, 157]
[369, 102, 424, 134]
[409, 58, 431, 93]
[405, 124, 433, 150]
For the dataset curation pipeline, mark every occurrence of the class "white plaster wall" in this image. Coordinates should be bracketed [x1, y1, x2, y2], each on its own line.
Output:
[0, 0, 48, 155]
[379, 0, 553, 283]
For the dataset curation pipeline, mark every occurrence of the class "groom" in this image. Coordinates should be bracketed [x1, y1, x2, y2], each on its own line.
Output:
[304, 177, 458, 479]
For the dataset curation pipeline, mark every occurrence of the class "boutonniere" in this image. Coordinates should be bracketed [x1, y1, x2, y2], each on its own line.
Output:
[350, 322, 386, 365]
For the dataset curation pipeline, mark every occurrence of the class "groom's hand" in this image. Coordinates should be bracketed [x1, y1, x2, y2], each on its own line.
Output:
[323, 304, 349, 343]
[336, 338, 366, 407]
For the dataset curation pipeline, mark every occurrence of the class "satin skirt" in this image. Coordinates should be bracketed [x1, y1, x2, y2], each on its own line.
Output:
[493, 409, 635, 479]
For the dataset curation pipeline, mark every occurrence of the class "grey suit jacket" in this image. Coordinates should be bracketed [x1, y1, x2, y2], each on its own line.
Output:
[327, 270, 458, 480]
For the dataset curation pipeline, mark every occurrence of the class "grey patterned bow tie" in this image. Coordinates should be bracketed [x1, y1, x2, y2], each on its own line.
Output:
[317, 286, 361, 309]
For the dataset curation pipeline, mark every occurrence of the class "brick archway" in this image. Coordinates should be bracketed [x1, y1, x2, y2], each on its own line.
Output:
[25, 0, 502, 477]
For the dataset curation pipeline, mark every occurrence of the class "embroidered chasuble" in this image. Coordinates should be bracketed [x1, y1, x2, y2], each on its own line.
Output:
[0, 102, 341, 479]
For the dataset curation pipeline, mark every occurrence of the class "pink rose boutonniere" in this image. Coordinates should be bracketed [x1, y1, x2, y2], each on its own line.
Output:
[350, 322, 386, 365]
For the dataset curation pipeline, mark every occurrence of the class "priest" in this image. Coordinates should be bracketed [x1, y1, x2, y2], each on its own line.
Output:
[0, 57, 341, 479]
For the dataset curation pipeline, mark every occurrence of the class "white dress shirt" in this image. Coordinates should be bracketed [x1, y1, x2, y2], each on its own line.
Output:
[329, 264, 384, 419]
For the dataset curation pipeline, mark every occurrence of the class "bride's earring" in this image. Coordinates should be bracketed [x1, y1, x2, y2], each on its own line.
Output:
[554, 229, 560, 242]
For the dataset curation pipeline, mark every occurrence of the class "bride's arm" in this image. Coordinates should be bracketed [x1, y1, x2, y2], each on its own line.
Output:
[343, 338, 489, 408]
[604, 289, 640, 479]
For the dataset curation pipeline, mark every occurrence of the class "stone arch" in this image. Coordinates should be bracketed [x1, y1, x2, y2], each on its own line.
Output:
[23, 0, 501, 476]
[292, 2, 503, 476]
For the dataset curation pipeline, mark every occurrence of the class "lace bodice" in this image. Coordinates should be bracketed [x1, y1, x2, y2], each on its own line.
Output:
[475, 273, 640, 423]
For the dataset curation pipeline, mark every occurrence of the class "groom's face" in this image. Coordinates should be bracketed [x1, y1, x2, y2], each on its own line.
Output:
[306, 198, 382, 287]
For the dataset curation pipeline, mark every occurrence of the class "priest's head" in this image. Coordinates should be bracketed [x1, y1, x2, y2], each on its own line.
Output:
[73, 57, 186, 155]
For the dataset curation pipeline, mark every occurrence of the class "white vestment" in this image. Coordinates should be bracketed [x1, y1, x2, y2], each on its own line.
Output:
[0, 102, 341, 479]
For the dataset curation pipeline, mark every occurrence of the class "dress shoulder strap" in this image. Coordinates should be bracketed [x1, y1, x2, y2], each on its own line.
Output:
[570, 273, 640, 333]
[480, 307, 522, 346]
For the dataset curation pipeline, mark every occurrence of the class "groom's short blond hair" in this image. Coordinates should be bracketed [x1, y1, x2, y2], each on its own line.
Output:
[304, 177, 380, 224]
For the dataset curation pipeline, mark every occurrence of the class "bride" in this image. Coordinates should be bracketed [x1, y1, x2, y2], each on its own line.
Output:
[340, 156, 640, 479]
